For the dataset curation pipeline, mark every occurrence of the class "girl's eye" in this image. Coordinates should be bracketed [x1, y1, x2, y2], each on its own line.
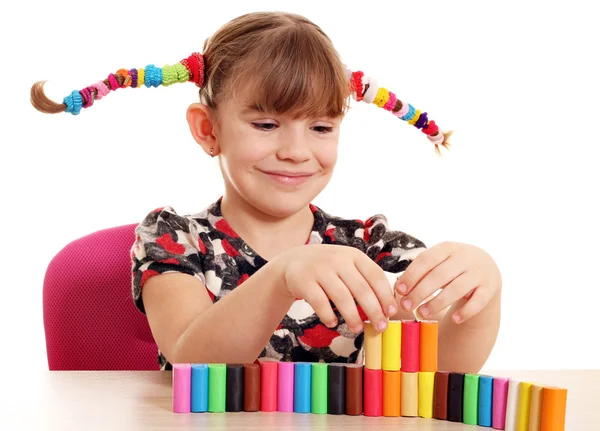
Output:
[252, 123, 277, 131]
[312, 126, 333, 133]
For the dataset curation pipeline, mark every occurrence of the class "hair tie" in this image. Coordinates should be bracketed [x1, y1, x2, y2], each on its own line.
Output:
[130, 69, 139, 88]
[63, 90, 82, 115]
[422, 120, 439, 136]
[116, 69, 131, 88]
[80, 87, 95, 108]
[181, 53, 205, 87]
[383, 91, 397, 111]
[144, 65, 162, 88]
[93, 81, 110, 100]
[414, 112, 428, 129]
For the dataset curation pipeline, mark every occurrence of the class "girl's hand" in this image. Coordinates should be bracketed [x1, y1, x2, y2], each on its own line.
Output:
[394, 242, 501, 324]
[273, 244, 397, 333]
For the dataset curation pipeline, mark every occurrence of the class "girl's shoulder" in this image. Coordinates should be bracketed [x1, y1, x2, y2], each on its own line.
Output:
[135, 204, 215, 235]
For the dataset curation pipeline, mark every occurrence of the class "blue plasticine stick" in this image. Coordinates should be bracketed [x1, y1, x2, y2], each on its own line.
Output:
[294, 362, 312, 413]
[478, 375, 493, 427]
[191, 364, 209, 412]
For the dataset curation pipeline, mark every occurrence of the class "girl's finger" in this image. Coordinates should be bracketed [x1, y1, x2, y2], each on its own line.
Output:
[400, 254, 464, 312]
[354, 253, 397, 318]
[395, 243, 453, 296]
[339, 264, 388, 332]
[452, 286, 493, 324]
[416, 271, 478, 319]
[319, 273, 364, 333]
[302, 281, 338, 328]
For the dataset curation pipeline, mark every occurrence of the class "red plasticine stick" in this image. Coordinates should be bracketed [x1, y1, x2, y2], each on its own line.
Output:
[401, 320, 420, 372]
[260, 360, 278, 412]
[364, 368, 383, 416]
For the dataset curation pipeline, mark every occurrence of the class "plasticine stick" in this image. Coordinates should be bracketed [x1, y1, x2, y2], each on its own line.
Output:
[364, 368, 383, 416]
[277, 362, 294, 412]
[447, 372, 465, 422]
[418, 371, 435, 418]
[492, 377, 510, 429]
[517, 381, 533, 430]
[419, 320, 438, 372]
[208, 364, 226, 413]
[433, 371, 450, 420]
[259, 360, 278, 412]
[345, 364, 363, 416]
[328, 364, 346, 415]
[365, 322, 382, 370]
[504, 379, 522, 431]
[540, 386, 567, 431]
[226, 364, 244, 412]
[463, 374, 480, 425]
[478, 375, 493, 427]
[191, 364, 208, 413]
[243, 363, 260, 412]
[383, 370, 401, 417]
[401, 320, 420, 372]
[382, 320, 401, 371]
[401, 371, 418, 417]
[528, 384, 544, 431]
[173, 363, 192, 413]
[311, 363, 328, 414]
[293, 363, 311, 413]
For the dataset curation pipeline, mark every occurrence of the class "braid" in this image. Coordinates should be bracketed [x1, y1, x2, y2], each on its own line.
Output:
[30, 53, 205, 115]
[346, 68, 452, 155]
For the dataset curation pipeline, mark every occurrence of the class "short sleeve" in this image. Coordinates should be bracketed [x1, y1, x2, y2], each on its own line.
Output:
[130, 206, 207, 314]
[363, 214, 427, 274]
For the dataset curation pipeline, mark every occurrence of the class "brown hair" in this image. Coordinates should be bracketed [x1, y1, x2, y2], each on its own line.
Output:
[30, 12, 350, 120]
[200, 12, 350, 120]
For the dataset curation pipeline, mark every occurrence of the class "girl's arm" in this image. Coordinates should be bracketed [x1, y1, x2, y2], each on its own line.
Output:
[436, 290, 501, 373]
[142, 260, 294, 365]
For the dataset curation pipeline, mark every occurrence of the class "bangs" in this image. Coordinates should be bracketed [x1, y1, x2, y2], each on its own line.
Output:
[227, 26, 350, 119]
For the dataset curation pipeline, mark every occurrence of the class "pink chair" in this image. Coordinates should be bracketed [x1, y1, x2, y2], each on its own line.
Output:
[43, 223, 159, 370]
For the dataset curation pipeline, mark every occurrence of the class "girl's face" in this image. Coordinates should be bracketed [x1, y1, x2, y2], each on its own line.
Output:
[213, 90, 342, 217]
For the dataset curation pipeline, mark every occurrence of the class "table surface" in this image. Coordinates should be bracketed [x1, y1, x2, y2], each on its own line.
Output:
[1, 369, 596, 430]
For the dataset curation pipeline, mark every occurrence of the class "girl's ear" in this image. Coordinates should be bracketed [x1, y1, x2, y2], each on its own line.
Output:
[186, 103, 220, 157]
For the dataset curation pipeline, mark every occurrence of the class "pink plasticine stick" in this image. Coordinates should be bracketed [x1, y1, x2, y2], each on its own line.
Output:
[492, 377, 509, 429]
[172, 363, 192, 413]
[277, 362, 295, 412]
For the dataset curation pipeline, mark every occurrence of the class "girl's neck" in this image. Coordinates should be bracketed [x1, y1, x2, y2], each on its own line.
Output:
[219, 190, 314, 261]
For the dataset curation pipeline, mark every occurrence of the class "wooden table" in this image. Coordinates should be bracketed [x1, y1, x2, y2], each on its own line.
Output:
[0, 370, 596, 430]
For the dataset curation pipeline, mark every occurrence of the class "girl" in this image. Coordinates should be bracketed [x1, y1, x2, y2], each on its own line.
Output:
[31, 11, 501, 373]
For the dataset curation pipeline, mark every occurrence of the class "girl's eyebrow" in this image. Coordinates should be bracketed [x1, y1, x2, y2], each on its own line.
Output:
[240, 104, 267, 115]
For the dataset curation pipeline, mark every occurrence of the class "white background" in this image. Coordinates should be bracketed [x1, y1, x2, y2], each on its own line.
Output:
[2, 0, 599, 374]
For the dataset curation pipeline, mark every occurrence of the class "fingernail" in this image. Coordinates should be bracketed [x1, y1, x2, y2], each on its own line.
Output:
[419, 306, 430, 318]
[402, 298, 412, 310]
[397, 283, 407, 294]
[377, 320, 388, 332]
[388, 305, 397, 316]
[327, 319, 338, 328]
[354, 323, 364, 333]
[453, 313, 462, 324]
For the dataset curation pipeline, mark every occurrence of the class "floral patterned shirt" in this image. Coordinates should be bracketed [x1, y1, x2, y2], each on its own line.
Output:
[130, 197, 426, 370]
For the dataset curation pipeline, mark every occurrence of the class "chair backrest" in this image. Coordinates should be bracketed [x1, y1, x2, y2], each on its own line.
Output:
[43, 223, 159, 370]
